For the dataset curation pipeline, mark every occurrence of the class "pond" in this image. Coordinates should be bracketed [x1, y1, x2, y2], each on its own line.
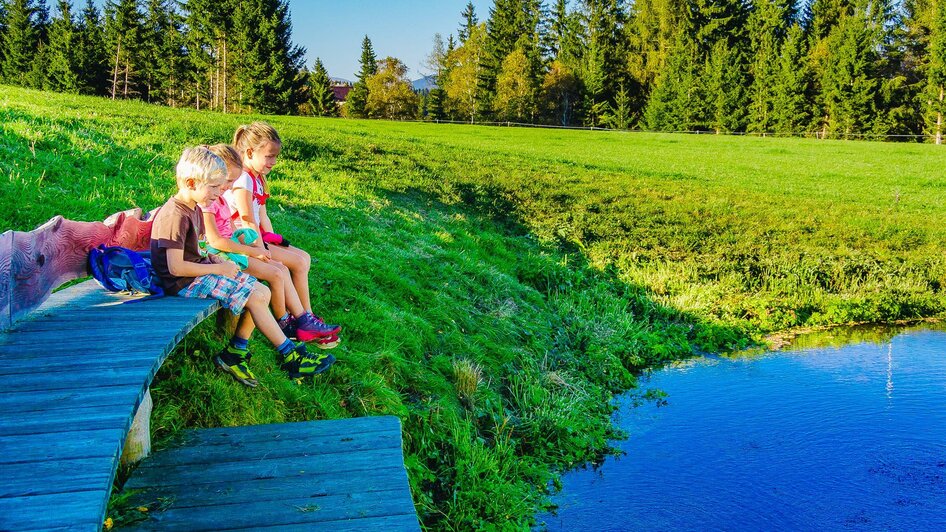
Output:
[539, 325, 946, 531]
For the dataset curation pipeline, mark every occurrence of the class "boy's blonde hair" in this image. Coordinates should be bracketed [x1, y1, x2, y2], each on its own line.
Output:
[175, 147, 227, 188]
[205, 144, 243, 172]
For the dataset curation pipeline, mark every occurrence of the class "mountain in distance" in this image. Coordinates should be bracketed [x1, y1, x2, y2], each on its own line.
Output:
[412, 75, 438, 93]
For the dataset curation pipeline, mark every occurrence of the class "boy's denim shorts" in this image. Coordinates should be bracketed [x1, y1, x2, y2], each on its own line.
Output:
[179, 271, 257, 314]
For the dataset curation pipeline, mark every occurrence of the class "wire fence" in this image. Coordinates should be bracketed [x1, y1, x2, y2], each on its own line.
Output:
[412, 118, 937, 142]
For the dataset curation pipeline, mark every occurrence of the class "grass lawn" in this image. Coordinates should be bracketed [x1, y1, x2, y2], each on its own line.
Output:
[2, 86, 944, 529]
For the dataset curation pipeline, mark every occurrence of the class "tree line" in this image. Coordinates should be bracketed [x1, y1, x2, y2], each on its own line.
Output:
[0, 0, 311, 114]
[4, 0, 946, 141]
[420, 0, 946, 141]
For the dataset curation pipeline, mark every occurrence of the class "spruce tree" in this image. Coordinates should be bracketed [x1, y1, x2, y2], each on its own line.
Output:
[703, 38, 747, 132]
[347, 35, 377, 118]
[818, 8, 878, 138]
[746, 0, 793, 134]
[459, 1, 478, 43]
[74, 0, 108, 95]
[310, 57, 337, 117]
[772, 24, 813, 134]
[581, 0, 627, 125]
[1, 0, 38, 84]
[44, 0, 80, 93]
[233, 0, 305, 115]
[926, 0, 946, 142]
[645, 30, 702, 130]
[104, 0, 142, 99]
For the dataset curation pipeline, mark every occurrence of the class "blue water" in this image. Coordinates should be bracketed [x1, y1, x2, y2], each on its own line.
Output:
[540, 327, 946, 531]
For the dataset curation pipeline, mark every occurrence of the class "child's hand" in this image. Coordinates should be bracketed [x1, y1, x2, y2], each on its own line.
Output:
[217, 261, 239, 278]
[255, 250, 272, 262]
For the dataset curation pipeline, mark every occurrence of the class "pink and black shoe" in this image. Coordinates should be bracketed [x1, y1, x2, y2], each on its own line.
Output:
[295, 312, 342, 342]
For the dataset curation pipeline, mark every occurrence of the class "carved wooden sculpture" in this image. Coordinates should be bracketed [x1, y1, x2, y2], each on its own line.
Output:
[0, 208, 155, 331]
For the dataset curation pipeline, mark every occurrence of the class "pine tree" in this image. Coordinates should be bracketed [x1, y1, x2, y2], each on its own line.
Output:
[746, 0, 794, 134]
[104, 0, 142, 99]
[581, 0, 627, 125]
[459, 1, 478, 43]
[74, 0, 108, 95]
[818, 7, 878, 138]
[139, 0, 176, 104]
[603, 82, 633, 128]
[772, 24, 813, 134]
[1, 0, 39, 84]
[645, 30, 702, 130]
[310, 57, 337, 117]
[231, 0, 306, 115]
[703, 38, 747, 132]
[926, 0, 946, 142]
[44, 0, 80, 92]
[347, 35, 377, 118]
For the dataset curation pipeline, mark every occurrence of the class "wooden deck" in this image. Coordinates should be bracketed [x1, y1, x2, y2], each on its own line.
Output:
[0, 280, 218, 531]
[120, 416, 419, 531]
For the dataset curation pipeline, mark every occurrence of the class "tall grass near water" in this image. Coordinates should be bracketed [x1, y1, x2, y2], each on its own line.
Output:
[2, 86, 944, 529]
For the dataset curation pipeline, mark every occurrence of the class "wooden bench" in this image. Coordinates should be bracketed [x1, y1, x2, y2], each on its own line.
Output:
[121, 417, 418, 530]
[0, 212, 419, 531]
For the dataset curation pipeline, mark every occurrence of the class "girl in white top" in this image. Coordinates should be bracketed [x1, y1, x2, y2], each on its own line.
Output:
[225, 122, 340, 340]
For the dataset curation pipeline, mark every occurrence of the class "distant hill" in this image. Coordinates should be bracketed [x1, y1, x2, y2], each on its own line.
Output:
[412, 75, 438, 93]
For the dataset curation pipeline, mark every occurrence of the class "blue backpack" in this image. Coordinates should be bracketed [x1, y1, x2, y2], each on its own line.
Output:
[88, 245, 164, 301]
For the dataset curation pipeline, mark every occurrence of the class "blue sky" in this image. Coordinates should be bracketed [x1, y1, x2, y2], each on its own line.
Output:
[290, 1, 494, 82]
[90, 1, 495, 82]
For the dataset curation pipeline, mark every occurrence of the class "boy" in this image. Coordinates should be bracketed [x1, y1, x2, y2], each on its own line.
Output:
[150, 147, 334, 387]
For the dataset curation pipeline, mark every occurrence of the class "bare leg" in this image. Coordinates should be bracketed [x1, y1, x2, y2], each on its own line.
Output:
[270, 245, 312, 312]
[243, 283, 290, 346]
[234, 311, 255, 340]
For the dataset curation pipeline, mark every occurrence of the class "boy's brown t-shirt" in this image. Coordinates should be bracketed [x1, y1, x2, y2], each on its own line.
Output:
[150, 196, 214, 294]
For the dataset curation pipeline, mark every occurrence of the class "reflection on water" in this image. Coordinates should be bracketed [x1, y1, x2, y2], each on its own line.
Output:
[539, 324, 946, 531]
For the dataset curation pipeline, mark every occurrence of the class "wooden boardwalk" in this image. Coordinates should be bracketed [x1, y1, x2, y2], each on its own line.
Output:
[121, 416, 419, 531]
[0, 281, 218, 531]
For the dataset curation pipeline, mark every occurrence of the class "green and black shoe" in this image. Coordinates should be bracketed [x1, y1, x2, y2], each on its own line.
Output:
[280, 344, 336, 378]
[214, 346, 258, 388]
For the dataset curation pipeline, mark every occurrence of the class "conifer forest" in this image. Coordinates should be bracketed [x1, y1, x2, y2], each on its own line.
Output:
[3, 0, 946, 141]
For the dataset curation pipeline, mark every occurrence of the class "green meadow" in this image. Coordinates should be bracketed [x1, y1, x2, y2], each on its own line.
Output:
[2, 86, 945, 529]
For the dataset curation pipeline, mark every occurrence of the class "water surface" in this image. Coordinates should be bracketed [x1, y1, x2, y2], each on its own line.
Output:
[541, 325, 946, 531]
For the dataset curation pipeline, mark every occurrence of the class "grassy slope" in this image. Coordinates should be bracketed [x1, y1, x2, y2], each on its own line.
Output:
[2, 86, 945, 529]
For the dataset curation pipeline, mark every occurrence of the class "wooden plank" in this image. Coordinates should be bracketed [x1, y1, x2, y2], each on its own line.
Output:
[0, 490, 104, 531]
[136, 429, 402, 469]
[0, 352, 159, 375]
[254, 514, 420, 532]
[0, 365, 153, 393]
[125, 446, 405, 488]
[125, 466, 410, 509]
[0, 326, 191, 346]
[167, 416, 402, 448]
[123, 488, 416, 531]
[0, 456, 114, 497]
[0, 428, 124, 464]
[0, 405, 133, 437]
[0, 338, 169, 358]
[0, 384, 137, 413]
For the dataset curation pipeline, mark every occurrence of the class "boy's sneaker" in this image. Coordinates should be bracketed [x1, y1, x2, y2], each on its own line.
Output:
[279, 315, 298, 340]
[295, 312, 341, 342]
[280, 344, 335, 378]
[214, 347, 258, 388]
[314, 334, 340, 350]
